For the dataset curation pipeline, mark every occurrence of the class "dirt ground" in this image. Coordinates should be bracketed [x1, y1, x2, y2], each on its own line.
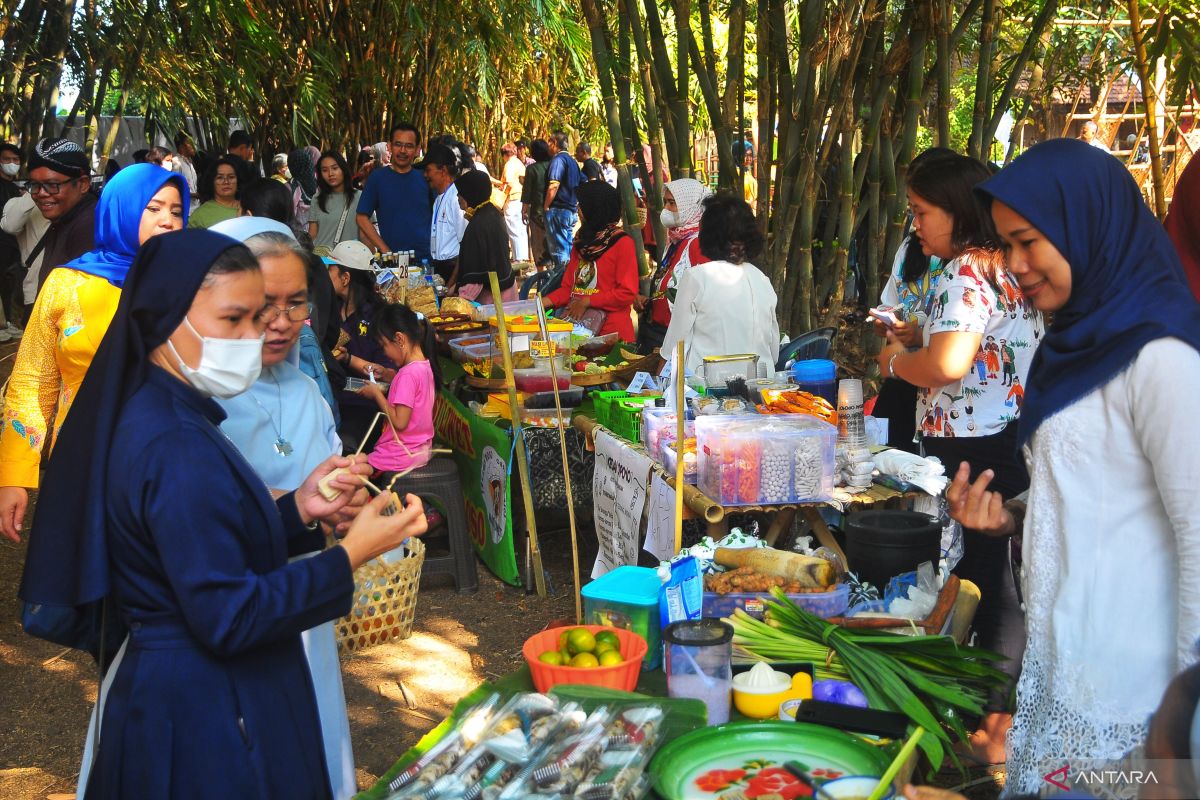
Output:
[0, 336, 1000, 799]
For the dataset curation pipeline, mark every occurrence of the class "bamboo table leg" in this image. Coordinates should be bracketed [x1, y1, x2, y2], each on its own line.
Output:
[764, 508, 797, 547]
[800, 506, 849, 570]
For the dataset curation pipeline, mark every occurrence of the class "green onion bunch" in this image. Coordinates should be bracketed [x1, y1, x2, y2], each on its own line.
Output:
[725, 587, 1010, 773]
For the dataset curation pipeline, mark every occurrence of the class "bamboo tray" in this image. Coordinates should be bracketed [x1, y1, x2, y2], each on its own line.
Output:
[465, 374, 507, 390]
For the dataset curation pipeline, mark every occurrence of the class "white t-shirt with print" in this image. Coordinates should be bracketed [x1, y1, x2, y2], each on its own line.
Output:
[916, 251, 1043, 438]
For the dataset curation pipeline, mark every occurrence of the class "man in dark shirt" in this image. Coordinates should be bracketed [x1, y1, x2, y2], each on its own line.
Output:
[544, 132, 582, 271]
[576, 142, 602, 182]
[27, 138, 96, 290]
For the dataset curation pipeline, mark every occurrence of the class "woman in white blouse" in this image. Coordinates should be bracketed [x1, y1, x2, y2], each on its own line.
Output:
[949, 138, 1200, 797]
[661, 193, 779, 374]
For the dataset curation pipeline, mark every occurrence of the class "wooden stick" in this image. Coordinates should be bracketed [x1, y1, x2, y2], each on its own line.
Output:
[355, 411, 384, 456]
[489, 272, 547, 596]
[673, 340, 686, 555]
[535, 292, 583, 623]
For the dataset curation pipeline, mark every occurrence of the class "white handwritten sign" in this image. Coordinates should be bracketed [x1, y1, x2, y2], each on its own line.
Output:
[643, 473, 677, 562]
[592, 429, 653, 578]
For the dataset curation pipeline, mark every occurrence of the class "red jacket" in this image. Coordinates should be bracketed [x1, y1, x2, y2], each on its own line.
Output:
[546, 235, 640, 341]
[650, 237, 708, 328]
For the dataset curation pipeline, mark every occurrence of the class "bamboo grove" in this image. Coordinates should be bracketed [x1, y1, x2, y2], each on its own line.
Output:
[1, 0, 1198, 337]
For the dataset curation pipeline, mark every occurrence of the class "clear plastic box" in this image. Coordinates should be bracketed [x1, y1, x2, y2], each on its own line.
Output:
[702, 584, 849, 620]
[696, 414, 836, 505]
[640, 407, 694, 464]
[471, 298, 542, 321]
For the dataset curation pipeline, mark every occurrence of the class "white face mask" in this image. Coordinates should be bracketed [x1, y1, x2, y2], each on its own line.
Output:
[0, 163, 19, 178]
[660, 208, 679, 228]
[167, 316, 263, 398]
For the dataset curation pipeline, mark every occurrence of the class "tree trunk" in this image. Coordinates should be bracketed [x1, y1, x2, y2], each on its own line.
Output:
[622, 0, 668, 249]
[982, 0, 1058, 149]
[967, 0, 996, 161]
[1128, 0, 1166, 218]
[581, 0, 651, 276]
[672, 0, 692, 175]
[935, 0, 951, 147]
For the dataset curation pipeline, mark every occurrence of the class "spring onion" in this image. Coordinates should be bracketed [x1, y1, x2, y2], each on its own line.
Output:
[724, 587, 1009, 774]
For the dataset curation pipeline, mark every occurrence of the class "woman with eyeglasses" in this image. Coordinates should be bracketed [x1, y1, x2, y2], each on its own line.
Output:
[0, 163, 188, 543]
[188, 155, 242, 229]
[19, 229, 427, 799]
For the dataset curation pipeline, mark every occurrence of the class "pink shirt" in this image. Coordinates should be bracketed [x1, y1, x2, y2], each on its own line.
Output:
[368, 360, 435, 472]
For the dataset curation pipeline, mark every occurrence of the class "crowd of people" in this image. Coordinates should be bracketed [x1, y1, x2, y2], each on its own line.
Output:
[0, 119, 1199, 800]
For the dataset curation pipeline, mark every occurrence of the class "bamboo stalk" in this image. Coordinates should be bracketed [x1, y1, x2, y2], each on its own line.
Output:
[1129, 0, 1167, 219]
[490, 272, 547, 597]
[534, 293, 583, 623]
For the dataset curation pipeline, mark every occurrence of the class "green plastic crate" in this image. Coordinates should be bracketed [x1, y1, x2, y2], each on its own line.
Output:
[609, 398, 648, 442]
[591, 390, 632, 429]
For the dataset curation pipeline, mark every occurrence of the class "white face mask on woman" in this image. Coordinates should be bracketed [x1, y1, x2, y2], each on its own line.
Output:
[660, 208, 679, 228]
[0, 163, 19, 178]
[167, 317, 263, 398]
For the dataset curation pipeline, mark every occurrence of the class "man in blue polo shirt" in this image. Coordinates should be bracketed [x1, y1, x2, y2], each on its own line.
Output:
[543, 131, 582, 271]
[356, 121, 432, 259]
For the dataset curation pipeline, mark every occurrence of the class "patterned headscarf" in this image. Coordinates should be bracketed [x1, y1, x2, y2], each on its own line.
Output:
[663, 178, 711, 244]
[28, 137, 90, 178]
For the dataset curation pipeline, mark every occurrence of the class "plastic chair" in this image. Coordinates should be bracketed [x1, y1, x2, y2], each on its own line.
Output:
[776, 327, 837, 371]
[388, 456, 479, 594]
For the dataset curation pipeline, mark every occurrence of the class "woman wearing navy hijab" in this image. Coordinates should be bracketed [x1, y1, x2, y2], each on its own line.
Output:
[0, 163, 187, 543]
[948, 138, 1200, 796]
[19, 229, 427, 799]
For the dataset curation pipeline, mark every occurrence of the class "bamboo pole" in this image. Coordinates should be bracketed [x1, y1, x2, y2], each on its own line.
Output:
[534, 293, 583, 623]
[673, 341, 686, 554]
[489, 272, 547, 597]
[1129, 0, 1167, 219]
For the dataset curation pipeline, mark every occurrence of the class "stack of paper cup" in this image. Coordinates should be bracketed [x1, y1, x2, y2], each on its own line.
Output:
[836, 379, 874, 491]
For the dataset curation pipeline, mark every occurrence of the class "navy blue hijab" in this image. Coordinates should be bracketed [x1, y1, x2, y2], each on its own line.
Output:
[20, 229, 247, 609]
[978, 138, 1200, 445]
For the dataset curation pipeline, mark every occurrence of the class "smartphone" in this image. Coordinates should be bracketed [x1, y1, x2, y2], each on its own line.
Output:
[868, 307, 901, 328]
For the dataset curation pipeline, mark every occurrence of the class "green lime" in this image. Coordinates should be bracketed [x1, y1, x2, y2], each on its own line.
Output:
[594, 641, 616, 656]
[598, 649, 624, 667]
[570, 652, 599, 668]
[538, 650, 565, 666]
[594, 630, 621, 650]
[566, 628, 597, 655]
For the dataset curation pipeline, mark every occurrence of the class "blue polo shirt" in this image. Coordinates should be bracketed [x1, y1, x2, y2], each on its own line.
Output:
[357, 166, 433, 259]
[547, 151, 582, 210]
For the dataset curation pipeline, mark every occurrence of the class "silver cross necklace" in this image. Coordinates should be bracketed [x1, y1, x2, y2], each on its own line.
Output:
[252, 369, 293, 457]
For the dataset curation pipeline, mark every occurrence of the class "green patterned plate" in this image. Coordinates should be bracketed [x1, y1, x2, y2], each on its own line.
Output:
[650, 720, 889, 799]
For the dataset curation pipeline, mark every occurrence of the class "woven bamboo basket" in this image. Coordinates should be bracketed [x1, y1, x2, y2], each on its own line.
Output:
[633, 206, 648, 227]
[335, 536, 425, 654]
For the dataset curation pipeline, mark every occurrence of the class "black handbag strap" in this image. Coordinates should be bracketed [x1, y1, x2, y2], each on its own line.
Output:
[24, 228, 49, 272]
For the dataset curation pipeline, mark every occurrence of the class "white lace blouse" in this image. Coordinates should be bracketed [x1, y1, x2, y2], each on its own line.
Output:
[1005, 338, 1200, 798]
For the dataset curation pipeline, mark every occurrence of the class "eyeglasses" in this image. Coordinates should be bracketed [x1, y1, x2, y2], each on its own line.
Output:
[391, 142, 418, 150]
[29, 179, 81, 196]
[214, 174, 237, 183]
[256, 301, 313, 325]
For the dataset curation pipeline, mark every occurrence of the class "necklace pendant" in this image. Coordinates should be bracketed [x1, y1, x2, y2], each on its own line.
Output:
[274, 437, 294, 457]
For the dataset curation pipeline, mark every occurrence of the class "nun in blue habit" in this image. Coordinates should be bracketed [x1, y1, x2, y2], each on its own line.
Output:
[210, 216, 356, 800]
[19, 229, 426, 799]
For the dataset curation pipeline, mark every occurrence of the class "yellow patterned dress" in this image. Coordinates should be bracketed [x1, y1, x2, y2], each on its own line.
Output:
[0, 268, 121, 487]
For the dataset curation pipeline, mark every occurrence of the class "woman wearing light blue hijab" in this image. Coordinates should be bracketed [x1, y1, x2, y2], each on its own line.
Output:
[947, 138, 1200, 795]
[210, 215, 356, 799]
[0, 163, 188, 543]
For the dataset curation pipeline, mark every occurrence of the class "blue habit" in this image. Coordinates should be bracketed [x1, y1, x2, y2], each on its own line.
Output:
[86, 367, 353, 799]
